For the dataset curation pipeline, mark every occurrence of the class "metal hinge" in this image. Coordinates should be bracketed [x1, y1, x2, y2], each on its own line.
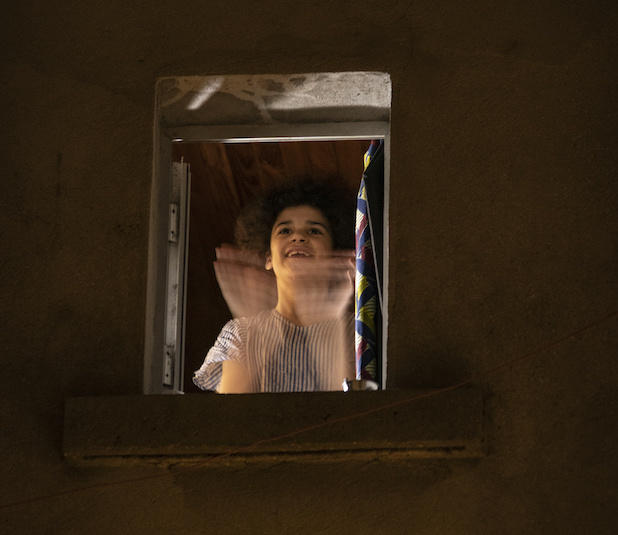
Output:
[168, 203, 179, 243]
[163, 345, 175, 387]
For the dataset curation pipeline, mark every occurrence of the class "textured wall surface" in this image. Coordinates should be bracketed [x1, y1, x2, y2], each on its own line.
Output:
[1, 0, 617, 533]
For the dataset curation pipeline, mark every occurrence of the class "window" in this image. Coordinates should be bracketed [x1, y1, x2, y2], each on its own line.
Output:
[144, 73, 391, 394]
[64, 72, 482, 463]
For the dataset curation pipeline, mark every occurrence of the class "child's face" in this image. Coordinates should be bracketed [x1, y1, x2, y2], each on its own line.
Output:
[265, 205, 334, 277]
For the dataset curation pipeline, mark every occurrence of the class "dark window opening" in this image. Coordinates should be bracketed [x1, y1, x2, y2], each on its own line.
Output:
[172, 139, 377, 392]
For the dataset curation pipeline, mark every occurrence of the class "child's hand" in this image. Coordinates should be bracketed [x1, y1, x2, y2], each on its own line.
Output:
[290, 250, 355, 326]
[213, 245, 277, 318]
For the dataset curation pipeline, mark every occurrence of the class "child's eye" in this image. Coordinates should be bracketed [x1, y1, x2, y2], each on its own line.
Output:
[277, 227, 291, 235]
[309, 228, 323, 235]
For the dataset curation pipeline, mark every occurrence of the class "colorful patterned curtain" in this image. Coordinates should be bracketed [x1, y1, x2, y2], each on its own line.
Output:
[354, 140, 384, 385]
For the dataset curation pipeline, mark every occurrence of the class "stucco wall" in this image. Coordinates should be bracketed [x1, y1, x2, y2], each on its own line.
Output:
[1, 1, 616, 533]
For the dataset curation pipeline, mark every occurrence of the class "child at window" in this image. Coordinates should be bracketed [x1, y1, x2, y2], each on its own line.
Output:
[193, 177, 356, 393]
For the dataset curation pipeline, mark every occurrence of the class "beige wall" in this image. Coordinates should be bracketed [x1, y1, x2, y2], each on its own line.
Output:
[1, 1, 616, 533]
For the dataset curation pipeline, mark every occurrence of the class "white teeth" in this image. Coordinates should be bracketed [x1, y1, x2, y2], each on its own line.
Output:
[287, 251, 309, 257]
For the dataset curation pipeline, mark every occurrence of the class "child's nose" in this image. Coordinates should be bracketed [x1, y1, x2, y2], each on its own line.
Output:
[290, 231, 307, 242]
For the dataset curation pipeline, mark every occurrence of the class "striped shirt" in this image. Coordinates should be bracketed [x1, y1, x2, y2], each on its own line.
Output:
[193, 310, 354, 393]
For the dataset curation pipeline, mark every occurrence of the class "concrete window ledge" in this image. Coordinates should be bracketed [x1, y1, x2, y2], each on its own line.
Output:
[63, 389, 484, 464]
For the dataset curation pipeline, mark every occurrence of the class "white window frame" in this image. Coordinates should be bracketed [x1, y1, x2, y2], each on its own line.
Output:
[144, 73, 391, 394]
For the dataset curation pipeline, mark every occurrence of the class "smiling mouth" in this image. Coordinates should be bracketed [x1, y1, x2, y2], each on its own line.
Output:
[286, 251, 311, 258]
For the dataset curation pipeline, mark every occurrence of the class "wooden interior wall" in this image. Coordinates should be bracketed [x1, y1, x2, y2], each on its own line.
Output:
[172, 140, 370, 391]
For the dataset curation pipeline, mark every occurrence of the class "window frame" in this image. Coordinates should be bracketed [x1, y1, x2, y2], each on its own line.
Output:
[144, 73, 391, 394]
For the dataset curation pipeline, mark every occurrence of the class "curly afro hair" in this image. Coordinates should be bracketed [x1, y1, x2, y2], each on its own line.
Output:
[234, 176, 356, 256]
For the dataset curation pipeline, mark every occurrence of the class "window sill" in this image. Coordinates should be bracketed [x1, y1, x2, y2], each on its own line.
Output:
[63, 389, 484, 464]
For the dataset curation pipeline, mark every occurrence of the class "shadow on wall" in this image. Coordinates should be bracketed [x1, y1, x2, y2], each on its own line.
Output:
[176, 458, 461, 526]
[396, 348, 472, 389]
